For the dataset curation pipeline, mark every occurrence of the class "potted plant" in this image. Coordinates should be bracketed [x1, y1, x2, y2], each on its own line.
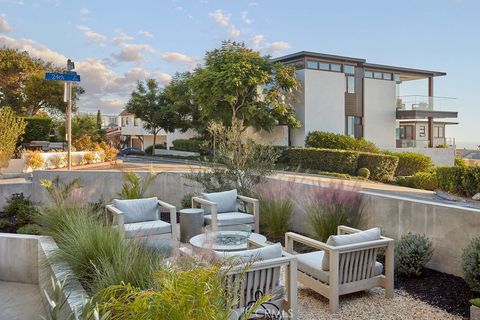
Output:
[471, 298, 480, 320]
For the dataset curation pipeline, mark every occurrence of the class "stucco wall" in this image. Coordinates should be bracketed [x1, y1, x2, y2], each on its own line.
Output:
[290, 70, 306, 147]
[0, 179, 32, 211]
[303, 69, 345, 139]
[246, 126, 289, 146]
[364, 78, 397, 148]
[383, 147, 455, 166]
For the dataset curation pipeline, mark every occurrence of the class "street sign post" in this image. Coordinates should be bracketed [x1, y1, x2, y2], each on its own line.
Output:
[44, 61, 81, 171]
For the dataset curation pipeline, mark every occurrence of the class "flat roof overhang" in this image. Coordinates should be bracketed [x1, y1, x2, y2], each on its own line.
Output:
[396, 110, 458, 119]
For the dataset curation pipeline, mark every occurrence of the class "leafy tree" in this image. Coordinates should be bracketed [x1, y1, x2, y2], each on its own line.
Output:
[189, 41, 301, 131]
[57, 114, 105, 143]
[0, 48, 84, 116]
[0, 107, 27, 168]
[126, 79, 184, 155]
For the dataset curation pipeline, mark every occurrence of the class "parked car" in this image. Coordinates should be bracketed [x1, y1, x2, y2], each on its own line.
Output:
[118, 147, 145, 156]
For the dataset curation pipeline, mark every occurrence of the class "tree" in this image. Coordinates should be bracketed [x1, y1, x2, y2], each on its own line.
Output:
[0, 48, 84, 116]
[0, 107, 27, 168]
[96, 110, 102, 130]
[126, 79, 183, 155]
[57, 114, 104, 143]
[189, 41, 301, 131]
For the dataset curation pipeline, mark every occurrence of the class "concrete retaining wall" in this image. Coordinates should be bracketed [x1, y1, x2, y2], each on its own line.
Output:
[0, 179, 32, 211]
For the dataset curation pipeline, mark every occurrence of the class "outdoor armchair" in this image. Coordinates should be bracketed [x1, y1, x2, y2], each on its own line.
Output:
[191, 189, 260, 233]
[106, 197, 177, 241]
[216, 239, 298, 320]
[285, 226, 394, 313]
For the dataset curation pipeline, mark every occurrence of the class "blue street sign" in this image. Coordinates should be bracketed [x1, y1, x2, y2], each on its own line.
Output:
[45, 71, 81, 82]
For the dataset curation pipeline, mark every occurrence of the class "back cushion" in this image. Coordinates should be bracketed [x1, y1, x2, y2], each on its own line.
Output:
[322, 227, 381, 271]
[113, 197, 159, 224]
[214, 242, 282, 264]
[202, 189, 238, 214]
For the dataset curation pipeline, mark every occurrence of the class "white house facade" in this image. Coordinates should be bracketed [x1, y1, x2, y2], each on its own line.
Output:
[266, 51, 458, 149]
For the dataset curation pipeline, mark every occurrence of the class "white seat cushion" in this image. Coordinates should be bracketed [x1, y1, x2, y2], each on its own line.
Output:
[204, 212, 254, 226]
[202, 189, 237, 214]
[323, 227, 381, 271]
[298, 251, 383, 285]
[124, 220, 172, 238]
[113, 197, 159, 224]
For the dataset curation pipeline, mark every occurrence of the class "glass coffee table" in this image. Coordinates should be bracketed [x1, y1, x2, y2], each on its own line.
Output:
[189, 229, 267, 252]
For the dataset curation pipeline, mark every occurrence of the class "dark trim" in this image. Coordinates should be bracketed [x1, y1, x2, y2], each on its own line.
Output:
[396, 110, 458, 119]
[363, 63, 446, 77]
[272, 51, 365, 64]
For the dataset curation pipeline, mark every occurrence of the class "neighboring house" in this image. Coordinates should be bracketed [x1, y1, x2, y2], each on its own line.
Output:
[267, 51, 458, 149]
[100, 114, 119, 129]
[118, 110, 196, 150]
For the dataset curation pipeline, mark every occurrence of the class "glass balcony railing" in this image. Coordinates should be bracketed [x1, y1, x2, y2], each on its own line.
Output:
[396, 137, 456, 148]
[396, 95, 456, 112]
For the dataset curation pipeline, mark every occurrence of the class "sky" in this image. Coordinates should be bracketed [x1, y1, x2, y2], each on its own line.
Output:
[0, 0, 479, 147]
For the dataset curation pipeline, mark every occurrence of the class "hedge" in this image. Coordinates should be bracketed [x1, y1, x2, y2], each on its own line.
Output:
[286, 148, 359, 175]
[305, 131, 379, 153]
[21, 117, 52, 142]
[384, 151, 433, 176]
[436, 166, 480, 197]
[145, 143, 165, 155]
[397, 171, 437, 191]
[357, 152, 399, 181]
[172, 139, 204, 152]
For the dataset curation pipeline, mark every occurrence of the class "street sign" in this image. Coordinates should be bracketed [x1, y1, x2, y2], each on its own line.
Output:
[45, 71, 81, 82]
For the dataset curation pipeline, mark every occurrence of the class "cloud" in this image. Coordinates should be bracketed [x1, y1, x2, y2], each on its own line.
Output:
[0, 35, 67, 65]
[77, 25, 107, 44]
[161, 51, 200, 69]
[138, 30, 154, 38]
[0, 0, 24, 4]
[112, 30, 133, 45]
[154, 71, 172, 86]
[240, 11, 253, 25]
[209, 9, 241, 38]
[79, 8, 90, 15]
[209, 9, 230, 27]
[0, 13, 12, 32]
[264, 41, 291, 55]
[112, 43, 154, 62]
[248, 2, 259, 6]
[251, 34, 265, 50]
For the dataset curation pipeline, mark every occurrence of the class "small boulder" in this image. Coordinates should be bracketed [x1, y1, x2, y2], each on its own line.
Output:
[472, 193, 480, 201]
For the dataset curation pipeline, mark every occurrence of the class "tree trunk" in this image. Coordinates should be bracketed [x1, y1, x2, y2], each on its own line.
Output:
[152, 129, 157, 155]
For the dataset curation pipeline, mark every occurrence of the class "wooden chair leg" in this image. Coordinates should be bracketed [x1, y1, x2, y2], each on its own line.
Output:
[329, 295, 339, 313]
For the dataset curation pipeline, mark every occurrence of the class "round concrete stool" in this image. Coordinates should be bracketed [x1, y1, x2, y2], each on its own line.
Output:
[180, 208, 204, 243]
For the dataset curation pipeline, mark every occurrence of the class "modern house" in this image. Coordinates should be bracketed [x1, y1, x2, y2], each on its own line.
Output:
[118, 110, 196, 150]
[268, 51, 458, 150]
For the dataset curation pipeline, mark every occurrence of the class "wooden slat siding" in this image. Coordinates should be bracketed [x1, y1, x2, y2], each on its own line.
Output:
[345, 93, 356, 115]
[355, 67, 364, 117]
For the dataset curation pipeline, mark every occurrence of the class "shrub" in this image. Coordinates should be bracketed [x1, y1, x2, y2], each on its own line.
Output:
[3, 193, 37, 224]
[98, 142, 117, 161]
[436, 166, 466, 195]
[384, 151, 433, 176]
[471, 298, 480, 308]
[461, 166, 480, 197]
[118, 171, 158, 199]
[462, 237, 480, 292]
[26, 150, 44, 169]
[395, 233, 433, 277]
[409, 171, 438, 191]
[172, 138, 204, 152]
[357, 152, 398, 181]
[21, 117, 52, 142]
[455, 157, 467, 168]
[0, 107, 27, 168]
[257, 180, 294, 242]
[47, 153, 67, 168]
[145, 143, 165, 155]
[305, 131, 379, 153]
[72, 134, 96, 151]
[304, 182, 363, 242]
[0, 219, 13, 229]
[17, 223, 41, 235]
[286, 148, 359, 175]
[83, 152, 95, 164]
[181, 193, 195, 209]
[357, 167, 370, 179]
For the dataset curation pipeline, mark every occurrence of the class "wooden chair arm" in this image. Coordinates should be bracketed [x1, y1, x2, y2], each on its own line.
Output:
[191, 196, 218, 230]
[238, 195, 260, 233]
[285, 232, 336, 254]
[158, 200, 177, 240]
[337, 225, 362, 235]
[105, 205, 124, 233]
[237, 195, 258, 204]
[191, 196, 216, 207]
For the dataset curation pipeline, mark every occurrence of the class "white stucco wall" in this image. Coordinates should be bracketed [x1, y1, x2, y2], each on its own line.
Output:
[383, 147, 455, 166]
[364, 78, 397, 148]
[245, 126, 289, 146]
[290, 70, 306, 147]
[303, 69, 345, 143]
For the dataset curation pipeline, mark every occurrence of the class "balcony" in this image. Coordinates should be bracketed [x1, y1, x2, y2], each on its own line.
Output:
[396, 137, 456, 148]
[396, 95, 458, 119]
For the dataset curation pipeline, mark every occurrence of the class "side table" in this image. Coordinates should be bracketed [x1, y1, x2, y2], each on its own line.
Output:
[179, 208, 204, 243]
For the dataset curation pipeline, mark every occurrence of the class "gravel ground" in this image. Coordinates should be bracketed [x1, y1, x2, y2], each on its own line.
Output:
[296, 284, 462, 320]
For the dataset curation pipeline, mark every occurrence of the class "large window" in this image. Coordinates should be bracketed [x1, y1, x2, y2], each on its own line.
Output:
[307, 60, 318, 69]
[344, 65, 355, 74]
[365, 71, 373, 78]
[346, 116, 361, 137]
[434, 126, 444, 138]
[319, 62, 330, 71]
[346, 76, 355, 94]
[330, 63, 341, 72]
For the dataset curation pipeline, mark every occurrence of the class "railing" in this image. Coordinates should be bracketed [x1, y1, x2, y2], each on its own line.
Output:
[396, 137, 455, 148]
[396, 95, 456, 112]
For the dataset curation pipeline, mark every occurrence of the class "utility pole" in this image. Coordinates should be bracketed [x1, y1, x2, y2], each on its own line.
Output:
[66, 59, 75, 171]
